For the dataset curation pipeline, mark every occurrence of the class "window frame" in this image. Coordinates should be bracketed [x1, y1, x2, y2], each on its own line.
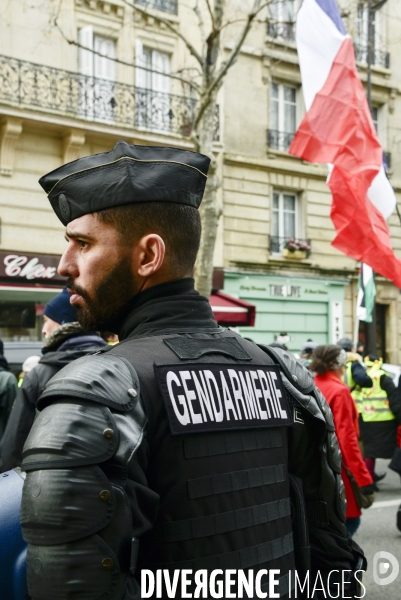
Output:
[271, 189, 299, 254]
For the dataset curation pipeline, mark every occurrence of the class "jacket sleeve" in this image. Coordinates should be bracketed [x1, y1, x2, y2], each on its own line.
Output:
[0, 372, 37, 472]
[20, 354, 159, 600]
[0, 372, 18, 445]
[351, 362, 373, 388]
[380, 374, 401, 423]
[331, 387, 372, 487]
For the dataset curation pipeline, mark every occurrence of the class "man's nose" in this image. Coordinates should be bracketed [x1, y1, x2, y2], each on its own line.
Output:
[58, 247, 78, 278]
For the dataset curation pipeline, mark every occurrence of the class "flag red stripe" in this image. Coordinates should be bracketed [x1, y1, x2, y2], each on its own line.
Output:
[329, 167, 401, 286]
[289, 36, 401, 287]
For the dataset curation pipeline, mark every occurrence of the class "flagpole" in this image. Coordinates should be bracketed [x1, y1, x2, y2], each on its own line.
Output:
[353, 315, 360, 353]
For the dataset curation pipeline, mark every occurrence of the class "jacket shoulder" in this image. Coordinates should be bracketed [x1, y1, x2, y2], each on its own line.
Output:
[38, 352, 140, 412]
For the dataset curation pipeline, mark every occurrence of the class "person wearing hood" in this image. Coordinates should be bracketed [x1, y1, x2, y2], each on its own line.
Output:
[0, 340, 18, 441]
[298, 339, 318, 370]
[0, 288, 106, 471]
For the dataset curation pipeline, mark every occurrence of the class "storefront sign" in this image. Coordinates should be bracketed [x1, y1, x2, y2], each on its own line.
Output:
[0, 252, 65, 283]
[270, 284, 301, 298]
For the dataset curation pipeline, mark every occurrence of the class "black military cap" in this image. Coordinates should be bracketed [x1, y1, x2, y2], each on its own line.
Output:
[39, 141, 210, 225]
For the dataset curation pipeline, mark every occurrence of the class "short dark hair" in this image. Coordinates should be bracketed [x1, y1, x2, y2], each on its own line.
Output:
[96, 202, 202, 276]
[309, 344, 343, 375]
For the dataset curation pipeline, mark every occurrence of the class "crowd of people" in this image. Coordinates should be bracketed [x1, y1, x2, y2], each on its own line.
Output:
[272, 336, 401, 537]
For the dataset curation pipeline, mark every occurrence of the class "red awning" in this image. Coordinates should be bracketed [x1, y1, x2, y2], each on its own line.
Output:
[210, 292, 256, 327]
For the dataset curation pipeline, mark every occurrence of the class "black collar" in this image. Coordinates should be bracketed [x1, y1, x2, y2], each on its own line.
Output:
[118, 278, 219, 340]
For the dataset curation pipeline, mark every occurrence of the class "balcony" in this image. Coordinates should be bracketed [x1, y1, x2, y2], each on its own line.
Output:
[267, 21, 296, 43]
[269, 236, 311, 258]
[354, 44, 390, 69]
[267, 129, 295, 152]
[0, 55, 219, 140]
[135, 0, 178, 15]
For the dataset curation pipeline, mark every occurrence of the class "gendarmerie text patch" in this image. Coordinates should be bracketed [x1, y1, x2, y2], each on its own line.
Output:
[154, 363, 292, 434]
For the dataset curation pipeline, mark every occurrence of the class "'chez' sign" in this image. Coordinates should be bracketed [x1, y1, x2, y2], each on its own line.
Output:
[0, 252, 65, 283]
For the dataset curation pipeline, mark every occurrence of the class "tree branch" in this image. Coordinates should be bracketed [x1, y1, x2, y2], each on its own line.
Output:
[204, 0, 216, 29]
[194, 0, 271, 127]
[124, 0, 205, 67]
[193, 0, 207, 49]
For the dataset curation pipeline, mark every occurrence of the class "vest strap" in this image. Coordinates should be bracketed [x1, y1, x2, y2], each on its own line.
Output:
[150, 532, 294, 570]
[184, 429, 283, 459]
[152, 497, 291, 542]
[188, 464, 285, 499]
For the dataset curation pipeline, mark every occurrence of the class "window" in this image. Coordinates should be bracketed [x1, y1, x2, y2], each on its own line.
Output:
[271, 190, 298, 253]
[269, 83, 297, 151]
[78, 26, 116, 122]
[134, 0, 178, 15]
[268, 0, 296, 42]
[136, 42, 171, 132]
[355, 4, 387, 67]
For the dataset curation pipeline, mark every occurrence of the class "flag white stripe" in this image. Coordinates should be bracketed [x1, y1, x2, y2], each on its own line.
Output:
[296, 0, 346, 110]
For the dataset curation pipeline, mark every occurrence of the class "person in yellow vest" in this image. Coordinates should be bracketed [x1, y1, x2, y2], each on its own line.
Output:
[337, 338, 373, 414]
[360, 354, 401, 486]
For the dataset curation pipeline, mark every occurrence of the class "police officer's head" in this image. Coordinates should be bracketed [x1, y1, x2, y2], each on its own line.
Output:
[39, 142, 210, 332]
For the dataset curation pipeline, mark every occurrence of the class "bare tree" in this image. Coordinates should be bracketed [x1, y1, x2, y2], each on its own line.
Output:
[128, 0, 270, 296]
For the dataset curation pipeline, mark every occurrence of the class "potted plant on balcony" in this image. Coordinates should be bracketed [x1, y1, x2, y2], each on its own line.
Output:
[282, 238, 310, 260]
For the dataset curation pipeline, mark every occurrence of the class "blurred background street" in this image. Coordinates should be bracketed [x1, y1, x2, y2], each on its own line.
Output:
[354, 459, 401, 599]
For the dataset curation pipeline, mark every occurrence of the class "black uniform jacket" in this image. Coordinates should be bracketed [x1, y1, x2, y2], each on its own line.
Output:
[0, 335, 106, 472]
[20, 279, 363, 600]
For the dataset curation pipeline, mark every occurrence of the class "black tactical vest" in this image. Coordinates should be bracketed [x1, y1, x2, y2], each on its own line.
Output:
[109, 329, 296, 598]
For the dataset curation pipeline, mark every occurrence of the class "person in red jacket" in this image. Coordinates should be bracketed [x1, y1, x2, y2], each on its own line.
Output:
[311, 344, 374, 536]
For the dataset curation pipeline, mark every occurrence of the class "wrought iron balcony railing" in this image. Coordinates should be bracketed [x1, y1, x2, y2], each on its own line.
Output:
[0, 55, 219, 140]
[135, 0, 178, 15]
[269, 236, 311, 257]
[267, 129, 295, 151]
[267, 21, 296, 43]
[354, 44, 390, 69]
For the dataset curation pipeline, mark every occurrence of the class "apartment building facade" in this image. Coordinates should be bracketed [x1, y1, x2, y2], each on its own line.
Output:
[1, 0, 401, 361]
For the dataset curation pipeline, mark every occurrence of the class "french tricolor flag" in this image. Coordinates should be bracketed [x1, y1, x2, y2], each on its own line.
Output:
[289, 0, 401, 287]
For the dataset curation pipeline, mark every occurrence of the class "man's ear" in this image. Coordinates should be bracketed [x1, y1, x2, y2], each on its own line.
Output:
[134, 234, 165, 278]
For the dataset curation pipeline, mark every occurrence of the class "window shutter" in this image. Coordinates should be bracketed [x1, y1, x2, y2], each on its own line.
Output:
[135, 40, 148, 88]
[78, 26, 94, 76]
[94, 36, 116, 81]
[152, 51, 170, 93]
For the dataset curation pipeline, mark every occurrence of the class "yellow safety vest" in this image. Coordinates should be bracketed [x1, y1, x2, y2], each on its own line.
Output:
[361, 367, 396, 423]
[344, 361, 364, 413]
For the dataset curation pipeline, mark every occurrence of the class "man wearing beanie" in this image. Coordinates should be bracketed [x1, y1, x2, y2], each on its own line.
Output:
[0, 288, 106, 471]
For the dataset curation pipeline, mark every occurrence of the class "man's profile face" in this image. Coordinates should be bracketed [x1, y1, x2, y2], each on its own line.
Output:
[58, 214, 138, 331]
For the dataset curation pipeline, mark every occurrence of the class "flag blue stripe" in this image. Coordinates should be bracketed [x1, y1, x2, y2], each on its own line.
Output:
[314, 0, 346, 35]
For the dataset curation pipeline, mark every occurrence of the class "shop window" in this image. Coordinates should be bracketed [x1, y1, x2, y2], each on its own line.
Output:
[135, 42, 171, 132]
[0, 303, 41, 342]
[271, 190, 298, 253]
[268, 83, 297, 151]
[78, 26, 116, 122]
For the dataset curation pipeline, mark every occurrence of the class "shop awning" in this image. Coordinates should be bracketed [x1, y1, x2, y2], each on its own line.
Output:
[210, 292, 256, 327]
